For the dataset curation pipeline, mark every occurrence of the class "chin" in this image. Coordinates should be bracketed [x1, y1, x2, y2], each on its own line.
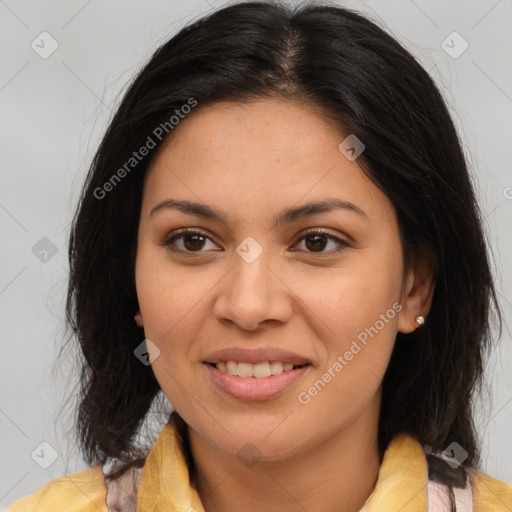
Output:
[217, 431, 303, 462]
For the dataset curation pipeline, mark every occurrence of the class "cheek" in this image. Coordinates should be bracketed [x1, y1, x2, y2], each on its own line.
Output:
[135, 251, 209, 355]
[294, 276, 400, 421]
[292, 252, 402, 385]
[298, 253, 401, 334]
[135, 260, 210, 404]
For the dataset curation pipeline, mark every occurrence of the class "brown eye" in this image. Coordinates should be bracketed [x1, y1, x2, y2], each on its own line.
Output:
[162, 228, 217, 253]
[160, 228, 349, 256]
[181, 233, 207, 251]
[304, 233, 328, 252]
[294, 229, 349, 255]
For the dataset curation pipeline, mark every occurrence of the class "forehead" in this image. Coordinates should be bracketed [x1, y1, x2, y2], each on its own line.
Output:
[152, 97, 343, 168]
[142, 98, 395, 226]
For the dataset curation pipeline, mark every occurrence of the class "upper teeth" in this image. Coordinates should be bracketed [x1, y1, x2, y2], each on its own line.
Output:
[215, 361, 299, 378]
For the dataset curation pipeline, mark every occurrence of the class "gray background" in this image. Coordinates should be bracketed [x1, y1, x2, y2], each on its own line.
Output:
[1, 0, 511, 507]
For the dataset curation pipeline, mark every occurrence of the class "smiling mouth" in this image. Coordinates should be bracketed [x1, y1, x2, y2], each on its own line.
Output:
[205, 361, 310, 378]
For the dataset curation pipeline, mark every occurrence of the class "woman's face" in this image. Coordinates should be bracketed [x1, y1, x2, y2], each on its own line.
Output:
[135, 97, 431, 460]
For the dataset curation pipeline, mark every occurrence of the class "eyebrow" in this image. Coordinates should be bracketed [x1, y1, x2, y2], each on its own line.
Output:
[149, 197, 368, 227]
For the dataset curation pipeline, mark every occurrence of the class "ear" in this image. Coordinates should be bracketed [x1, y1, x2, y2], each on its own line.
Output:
[134, 309, 144, 328]
[397, 248, 436, 334]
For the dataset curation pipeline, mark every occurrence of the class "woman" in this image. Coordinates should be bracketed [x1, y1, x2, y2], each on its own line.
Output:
[6, 1, 511, 511]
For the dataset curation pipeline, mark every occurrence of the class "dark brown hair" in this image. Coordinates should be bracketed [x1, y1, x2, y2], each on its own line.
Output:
[63, 1, 502, 508]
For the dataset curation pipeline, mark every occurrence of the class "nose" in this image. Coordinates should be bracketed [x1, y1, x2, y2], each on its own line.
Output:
[212, 246, 293, 332]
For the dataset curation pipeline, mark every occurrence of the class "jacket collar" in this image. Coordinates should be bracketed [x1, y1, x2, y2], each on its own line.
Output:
[133, 412, 428, 511]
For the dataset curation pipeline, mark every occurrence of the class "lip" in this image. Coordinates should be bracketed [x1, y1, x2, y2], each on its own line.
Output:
[203, 346, 311, 365]
[204, 362, 311, 401]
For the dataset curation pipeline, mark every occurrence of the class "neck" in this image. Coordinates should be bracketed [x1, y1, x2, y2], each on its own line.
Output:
[187, 398, 382, 512]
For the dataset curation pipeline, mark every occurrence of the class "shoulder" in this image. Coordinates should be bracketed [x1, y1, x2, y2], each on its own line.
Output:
[5, 464, 107, 512]
[470, 468, 512, 511]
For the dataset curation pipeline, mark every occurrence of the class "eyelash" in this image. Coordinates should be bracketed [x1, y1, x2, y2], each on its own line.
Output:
[160, 227, 350, 256]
